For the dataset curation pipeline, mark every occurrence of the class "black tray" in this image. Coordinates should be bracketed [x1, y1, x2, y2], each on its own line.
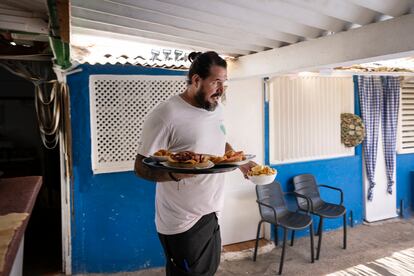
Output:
[142, 157, 238, 174]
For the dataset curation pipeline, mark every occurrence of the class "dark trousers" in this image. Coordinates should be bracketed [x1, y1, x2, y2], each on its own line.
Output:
[158, 213, 221, 276]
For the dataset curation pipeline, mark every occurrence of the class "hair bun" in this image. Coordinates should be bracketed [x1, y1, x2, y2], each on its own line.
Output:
[188, 52, 202, 62]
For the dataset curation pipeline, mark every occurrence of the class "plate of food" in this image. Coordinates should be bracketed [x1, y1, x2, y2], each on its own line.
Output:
[142, 151, 237, 174]
[209, 150, 255, 166]
[150, 149, 173, 162]
[162, 151, 214, 169]
[247, 165, 277, 185]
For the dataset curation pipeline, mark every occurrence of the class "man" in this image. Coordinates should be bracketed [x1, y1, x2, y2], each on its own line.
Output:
[135, 51, 255, 276]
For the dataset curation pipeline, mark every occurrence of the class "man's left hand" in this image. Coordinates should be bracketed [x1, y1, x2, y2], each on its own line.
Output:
[239, 161, 257, 179]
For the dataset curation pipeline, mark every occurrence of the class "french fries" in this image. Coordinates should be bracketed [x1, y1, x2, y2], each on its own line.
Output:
[247, 165, 276, 176]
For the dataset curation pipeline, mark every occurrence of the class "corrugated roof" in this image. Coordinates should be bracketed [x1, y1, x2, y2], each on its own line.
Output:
[71, 39, 191, 69]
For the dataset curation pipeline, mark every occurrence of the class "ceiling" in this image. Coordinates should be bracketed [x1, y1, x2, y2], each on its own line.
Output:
[70, 0, 414, 57]
[0, 0, 50, 59]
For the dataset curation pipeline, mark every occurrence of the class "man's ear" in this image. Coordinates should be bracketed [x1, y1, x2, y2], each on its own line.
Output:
[192, 74, 201, 89]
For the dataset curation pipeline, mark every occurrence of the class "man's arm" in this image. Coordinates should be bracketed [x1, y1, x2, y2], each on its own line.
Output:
[134, 154, 193, 182]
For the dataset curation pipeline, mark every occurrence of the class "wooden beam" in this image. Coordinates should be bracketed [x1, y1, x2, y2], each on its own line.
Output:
[285, 0, 379, 26]
[111, 0, 292, 44]
[348, 0, 414, 17]
[228, 14, 414, 79]
[71, 8, 255, 54]
[223, 0, 347, 32]
[71, 1, 267, 51]
[160, 0, 321, 38]
[56, 0, 70, 43]
[0, 14, 48, 34]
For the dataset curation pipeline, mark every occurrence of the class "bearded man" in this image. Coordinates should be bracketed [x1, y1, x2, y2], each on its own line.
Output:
[135, 51, 254, 276]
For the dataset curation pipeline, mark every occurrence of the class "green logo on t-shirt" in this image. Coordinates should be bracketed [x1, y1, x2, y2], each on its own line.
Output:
[220, 124, 226, 135]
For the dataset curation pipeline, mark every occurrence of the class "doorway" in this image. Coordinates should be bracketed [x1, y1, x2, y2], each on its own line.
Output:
[0, 66, 62, 275]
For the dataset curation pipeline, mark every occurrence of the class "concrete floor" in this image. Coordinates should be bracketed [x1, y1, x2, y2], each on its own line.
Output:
[78, 218, 414, 276]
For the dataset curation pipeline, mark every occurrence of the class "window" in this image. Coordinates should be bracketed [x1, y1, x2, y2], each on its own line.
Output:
[269, 76, 354, 164]
[397, 79, 414, 154]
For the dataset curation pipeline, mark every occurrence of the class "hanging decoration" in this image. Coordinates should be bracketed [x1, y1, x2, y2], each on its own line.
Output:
[341, 113, 365, 147]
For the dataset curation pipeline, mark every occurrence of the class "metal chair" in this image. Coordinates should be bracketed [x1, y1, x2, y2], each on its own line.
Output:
[293, 174, 347, 260]
[253, 181, 314, 275]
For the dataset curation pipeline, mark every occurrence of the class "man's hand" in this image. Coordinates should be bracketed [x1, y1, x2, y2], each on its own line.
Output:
[239, 161, 258, 179]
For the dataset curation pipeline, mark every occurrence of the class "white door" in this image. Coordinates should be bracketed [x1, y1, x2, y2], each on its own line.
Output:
[219, 78, 265, 245]
[363, 120, 398, 222]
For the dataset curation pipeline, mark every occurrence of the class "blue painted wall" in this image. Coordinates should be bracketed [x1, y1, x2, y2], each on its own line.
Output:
[67, 67, 412, 273]
[67, 64, 186, 274]
[397, 153, 414, 216]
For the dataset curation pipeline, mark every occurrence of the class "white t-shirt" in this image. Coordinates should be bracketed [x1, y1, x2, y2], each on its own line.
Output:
[137, 95, 227, 235]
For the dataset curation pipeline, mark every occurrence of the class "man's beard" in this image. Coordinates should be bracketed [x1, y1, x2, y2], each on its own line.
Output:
[194, 88, 220, 111]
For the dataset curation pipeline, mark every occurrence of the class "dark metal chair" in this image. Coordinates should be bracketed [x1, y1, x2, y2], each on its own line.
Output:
[292, 174, 347, 260]
[253, 181, 314, 275]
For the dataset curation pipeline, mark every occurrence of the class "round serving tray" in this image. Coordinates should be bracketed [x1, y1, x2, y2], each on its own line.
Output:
[142, 157, 239, 174]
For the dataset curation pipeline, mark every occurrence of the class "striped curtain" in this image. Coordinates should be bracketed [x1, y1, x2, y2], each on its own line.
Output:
[381, 76, 400, 195]
[358, 76, 382, 201]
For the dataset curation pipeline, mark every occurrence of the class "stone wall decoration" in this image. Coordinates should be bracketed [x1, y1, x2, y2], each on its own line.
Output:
[341, 113, 365, 147]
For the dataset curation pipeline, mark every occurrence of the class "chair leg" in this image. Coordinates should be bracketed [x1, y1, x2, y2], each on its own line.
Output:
[309, 223, 315, 263]
[279, 227, 288, 275]
[274, 225, 279, 246]
[343, 213, 347, 250]
[290, 230, 295, 246]
[316, 217, 324, 260]
[253, 220, 264, 261]
[316, 218, 321, 236]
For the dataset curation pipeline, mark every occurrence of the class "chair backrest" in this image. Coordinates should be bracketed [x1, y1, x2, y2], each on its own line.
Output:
[293, 174, 323, 210]
[256, 181, 289, 222]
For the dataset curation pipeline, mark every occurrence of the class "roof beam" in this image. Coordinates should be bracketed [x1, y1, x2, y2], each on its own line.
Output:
[228, 14, 414, 79]
[71, 20, 251, 56]
[72, 27, 219, 55]
[0, 14, 48, 34]
[71, 6, 264, 53]
[71, 0, 274, 50]
[160, 0, 321, 38]
[348, 0, 414, 17]
[1, 0, 47, 14]
[285, 0, 379, 26]
[222, 0, 346, 32]
[111, 0, 286, 48]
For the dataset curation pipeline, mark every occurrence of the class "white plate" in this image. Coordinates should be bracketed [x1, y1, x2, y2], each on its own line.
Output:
[150, 155, 170, 162]
[214, 154, 256, 166]
[160, 160, 215, 170]
[215, 159, 250, 166]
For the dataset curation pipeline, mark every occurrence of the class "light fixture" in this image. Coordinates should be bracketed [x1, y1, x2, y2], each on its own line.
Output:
[150, 49, 161, 62]
[174, 50, 183, 61]
[163, 49, 172, 61]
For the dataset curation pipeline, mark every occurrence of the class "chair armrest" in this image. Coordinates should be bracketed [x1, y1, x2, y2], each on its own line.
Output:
[285, 192, 312, 214]
[318, 184, 343, 205]
[256, 200, 278, 223]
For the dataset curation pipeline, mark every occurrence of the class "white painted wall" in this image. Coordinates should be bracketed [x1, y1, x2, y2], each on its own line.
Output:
[363, 120, 398, 222]
[219, 77, 265, 245]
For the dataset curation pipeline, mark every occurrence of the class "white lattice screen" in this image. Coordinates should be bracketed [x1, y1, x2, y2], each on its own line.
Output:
[269, 76, 354, 164]
[89, 75, 186, 174]
[398, 79, 414, 154]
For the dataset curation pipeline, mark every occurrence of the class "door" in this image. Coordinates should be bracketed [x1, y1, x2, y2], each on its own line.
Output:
[219, 78, 265, 245]
[363, 119, 398, 222]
